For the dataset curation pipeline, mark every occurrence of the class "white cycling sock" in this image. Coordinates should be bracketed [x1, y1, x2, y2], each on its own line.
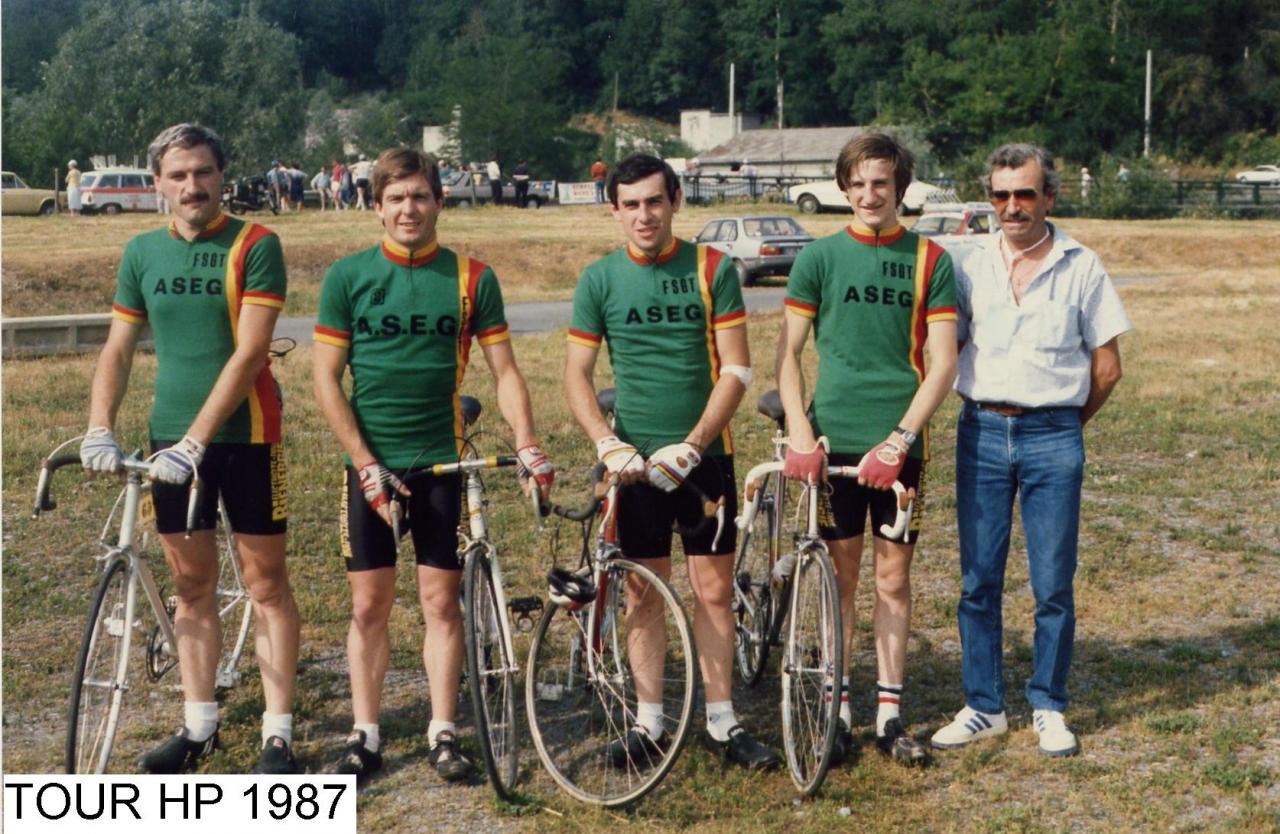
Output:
[706, 701, 737, 742]
[184, 701, 219, 743]
[636, 702, 665, 739]
[353, 722, 380, 753]
[427, 719, 456, 747]
[876, 681, 903, 736]
[839, 676, 852, 726]
[261, 712, 293, 746]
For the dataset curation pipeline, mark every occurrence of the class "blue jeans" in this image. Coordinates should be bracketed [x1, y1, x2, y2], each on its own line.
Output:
[955, 401, 1084, 713]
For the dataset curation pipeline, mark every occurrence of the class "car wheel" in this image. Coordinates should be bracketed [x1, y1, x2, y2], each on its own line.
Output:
[102, 204, 122, 215]
[457, 199, 472, 209]
[39, 200, 57, 216]
[797, 194, 819, 214]
[525, 197, 541, 209]
[734, 259, 752, 287]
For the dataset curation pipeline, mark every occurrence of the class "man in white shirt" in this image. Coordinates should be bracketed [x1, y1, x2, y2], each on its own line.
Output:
[486, 159, 502, 205]
[931, 143, 1133, 758]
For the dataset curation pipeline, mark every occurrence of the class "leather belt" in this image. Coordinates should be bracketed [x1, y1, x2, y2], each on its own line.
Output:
[967, 399, 1047, 417]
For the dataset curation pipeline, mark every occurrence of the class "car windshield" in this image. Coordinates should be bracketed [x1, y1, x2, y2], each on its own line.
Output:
[743, 217, 806, 237]
[915, 216, 963, 235]
[80, 174, 97, 188]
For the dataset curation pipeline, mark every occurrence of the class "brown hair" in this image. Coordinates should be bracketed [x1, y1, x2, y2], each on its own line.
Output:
[147, 123, 226, 175]
[835, 132, 913, 200]
[371, 148, 443, 204]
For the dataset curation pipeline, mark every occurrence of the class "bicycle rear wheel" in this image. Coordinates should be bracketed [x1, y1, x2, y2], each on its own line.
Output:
[214, 501, 252, 690]
[734, 474, 776, 686]
[780, 545, 843, 795]
[67, 557, 134, 773]
[464, 547, 519, 798]
[525, 558, 697, 807]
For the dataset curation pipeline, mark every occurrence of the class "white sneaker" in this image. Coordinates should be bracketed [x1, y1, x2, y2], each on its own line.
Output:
[930, 706, 1008, 750]
[1032, 709, 1078, 757]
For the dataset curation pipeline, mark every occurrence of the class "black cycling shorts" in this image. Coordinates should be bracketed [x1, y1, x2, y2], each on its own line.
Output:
[340, 466, 462, 572]
[616, 455, 738, 559]
[819, 452, 925, 544]
[150, 441, 288, 536]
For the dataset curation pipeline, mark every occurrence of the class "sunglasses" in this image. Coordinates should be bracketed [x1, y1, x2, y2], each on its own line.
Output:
[989, 188, 1040, 205]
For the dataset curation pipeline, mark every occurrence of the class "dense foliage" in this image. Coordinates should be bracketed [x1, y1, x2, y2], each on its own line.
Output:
[3, 0, 1278, 183]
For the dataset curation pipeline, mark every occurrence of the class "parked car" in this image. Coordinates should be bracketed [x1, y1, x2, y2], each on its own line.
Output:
[1, 171, 61, 215]
[441, 170, 552, 208]
[1235, 165, 1280, 185]
[912, 202, 999, 258]
[693, 215, 814, 285]
[787, 178, 948, 215]
[79, 168, 158, 214]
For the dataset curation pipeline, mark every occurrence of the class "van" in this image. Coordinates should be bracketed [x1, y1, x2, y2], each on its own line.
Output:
[80, 168, 158, 214]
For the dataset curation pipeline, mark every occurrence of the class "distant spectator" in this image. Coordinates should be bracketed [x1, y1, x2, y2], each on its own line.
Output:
[267, 160, 285, 210]
[352, 154, 374, 209]
[439, 159, 453, 179]
[289, 163, 306, 211]
[65, 160, 83, 216]
[487, 158, 502, 206]
[341, 161, 355, 208]
[330, 159, 346, 209]
[1079, 166, 1092, 202]
[590, 158, 608, 203]
[312, 165, 331, 210]
[1117, 164, 1130, 183]
[741, 159, 758, 200]
[512, 159, 531, 208]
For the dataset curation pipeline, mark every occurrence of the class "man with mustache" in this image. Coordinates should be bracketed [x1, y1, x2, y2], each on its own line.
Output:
[80, 123, 301, 774]
[777, 132, 957, 767]
[931, 143, 1132, 757]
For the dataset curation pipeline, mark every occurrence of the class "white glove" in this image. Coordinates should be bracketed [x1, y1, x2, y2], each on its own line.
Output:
[357, 461, 409, 514]
[150, 435, 206, 485]
[517, 444, 555, 490]
[80, 426, 124, 473]
[647, 442, 702, 492]
[596, 435, 646, 478]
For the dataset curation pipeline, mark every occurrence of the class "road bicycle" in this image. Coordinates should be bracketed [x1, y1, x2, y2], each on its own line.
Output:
[390, 395, 543, 800]
[733, 389, 913, 795]
[33, 440, 252, 774]
[524, 388, 718, 807]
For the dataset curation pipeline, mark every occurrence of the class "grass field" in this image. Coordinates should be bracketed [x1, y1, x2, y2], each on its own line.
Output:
[2, 208, 1278, 832]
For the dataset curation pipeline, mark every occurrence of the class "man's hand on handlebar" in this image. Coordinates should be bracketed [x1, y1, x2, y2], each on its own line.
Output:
[150, 436, 206, 485]
[517, 443, 555, 502]
[784, 436, 829, 485]
[357, 459, 411, 527]
[596, 435, 646, 484]
[646, 442, 701, 492]
[80, 427, 124, 476]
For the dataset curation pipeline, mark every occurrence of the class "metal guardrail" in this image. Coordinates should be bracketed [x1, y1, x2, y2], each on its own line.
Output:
[1, 314, 152, 359]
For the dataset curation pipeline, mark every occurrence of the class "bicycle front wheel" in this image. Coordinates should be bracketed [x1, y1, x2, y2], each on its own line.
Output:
[464, 547, 519, 798]
[67, 557, 134, 773]
[214, 502, 252, 690]
[525, 558, 697, 807]
[780, 545, 843, 796]
[734, 475, 775, 686]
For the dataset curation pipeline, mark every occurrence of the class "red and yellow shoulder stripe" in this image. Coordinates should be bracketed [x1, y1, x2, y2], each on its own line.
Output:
[112, 303, 147, 324]
[919, 237, 957, 323]
[783, 298, 817, 319]
[567, 328, 603, 348]
[314, 324, 351, 348]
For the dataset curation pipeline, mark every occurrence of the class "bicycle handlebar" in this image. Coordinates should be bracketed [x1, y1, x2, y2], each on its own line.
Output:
[537, 472, 726, 549]
[737, 460, 914, 541]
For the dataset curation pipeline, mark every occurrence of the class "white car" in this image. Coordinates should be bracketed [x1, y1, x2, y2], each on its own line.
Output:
[913, 202, 999, 258]
[693, 215, 814, 285]
[787, 178, 947, 215]
[1235, 165, 1280, 185]
[79, 168, 159, 214]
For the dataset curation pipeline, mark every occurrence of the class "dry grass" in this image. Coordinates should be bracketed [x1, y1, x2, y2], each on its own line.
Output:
[2, 215, 1279, 832]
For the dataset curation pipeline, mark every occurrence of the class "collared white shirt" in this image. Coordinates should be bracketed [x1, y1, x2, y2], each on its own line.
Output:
[954, 222, 1133, 408]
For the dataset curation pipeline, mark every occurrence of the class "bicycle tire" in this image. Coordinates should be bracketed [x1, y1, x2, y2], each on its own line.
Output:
[525, 558, 697, 807]
[734, 474, 775, 686]
[214, 500, 253, 690]
[780, 545, 843, 796]
[464, 547, 519, 798]
[66, 557, 134, 773]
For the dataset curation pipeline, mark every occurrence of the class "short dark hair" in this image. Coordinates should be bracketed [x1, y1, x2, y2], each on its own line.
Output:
[835, 132, 914, 201]
[147, 123, 226, 175]
[983, 143, 1060, 197]
[607, 153, 680, 207]
[371, 148, 443, 204]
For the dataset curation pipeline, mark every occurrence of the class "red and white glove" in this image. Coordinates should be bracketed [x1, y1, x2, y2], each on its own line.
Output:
[517, 444, 555, 493]
[857, 439, 908, 490]
[784, 437, 828, 484]
[358, 461, 409, 518]
[596, 435, 646, 478]
[647, 442, 701, 492]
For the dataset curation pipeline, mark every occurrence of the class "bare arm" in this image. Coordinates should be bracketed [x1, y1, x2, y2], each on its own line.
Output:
[1080, 337, 1122, 425]
[480, 339, 537, 448]
[87, 318, 143, 429]
[776, 309, 818, 448]
[185, 303, 281, 444]
[564, 341, 614, 444]
[893, 319, 959, 438]
[312, 340, 377, 469]
[684, 323, 749, 451]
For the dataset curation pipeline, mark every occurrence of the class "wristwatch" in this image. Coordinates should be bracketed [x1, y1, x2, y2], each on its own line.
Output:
[894, 425, 919, 448]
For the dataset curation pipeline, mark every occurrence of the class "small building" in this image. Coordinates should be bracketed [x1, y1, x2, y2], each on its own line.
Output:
[694, 125, 933, 180]
[680, 109, 762, 154]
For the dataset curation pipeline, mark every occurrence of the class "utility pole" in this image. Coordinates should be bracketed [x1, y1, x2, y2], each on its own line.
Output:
[1143, 49, 1152, 158]
[776, 4, 785, 174]
[729, 62, 736, 133]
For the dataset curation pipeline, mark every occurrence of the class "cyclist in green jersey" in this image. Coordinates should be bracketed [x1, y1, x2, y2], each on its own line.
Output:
[777, 133, 958, 766]
[565, 154, 777, 770]
[80, 123, 301, 774]
[313, 148, 553, 784]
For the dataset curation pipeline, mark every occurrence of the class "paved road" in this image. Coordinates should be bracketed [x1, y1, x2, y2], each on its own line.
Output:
[274, 288, 789, 345]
